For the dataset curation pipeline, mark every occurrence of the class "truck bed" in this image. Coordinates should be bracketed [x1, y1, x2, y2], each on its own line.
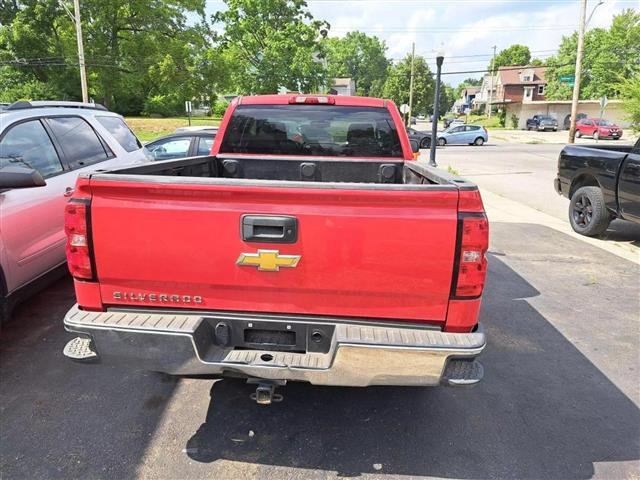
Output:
[106, 154, 475, 189]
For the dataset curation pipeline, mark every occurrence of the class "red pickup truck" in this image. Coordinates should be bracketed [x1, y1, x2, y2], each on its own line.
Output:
[62, 95, 488, 403]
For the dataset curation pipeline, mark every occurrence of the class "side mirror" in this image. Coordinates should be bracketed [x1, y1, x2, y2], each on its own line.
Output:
[409, 139, 420, 153]
[0, 166, 46, 189]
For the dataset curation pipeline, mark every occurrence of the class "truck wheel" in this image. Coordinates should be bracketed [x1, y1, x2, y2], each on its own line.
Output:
[437, 138, 446, 146]
[569, 186, 610, 236]
[594, 131, 600, 140]
[474, 137, 484, 146]
[576, 130, 582, 138]
[420, 137, 431, 148]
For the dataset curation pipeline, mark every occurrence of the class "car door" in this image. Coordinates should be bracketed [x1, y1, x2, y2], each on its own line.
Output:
[146, 136, 194, 160]
[617, 139, 640, 222]
[462, 126, 477, 143]
[446, 126, 465, 144]
[0, 119, 71, 293]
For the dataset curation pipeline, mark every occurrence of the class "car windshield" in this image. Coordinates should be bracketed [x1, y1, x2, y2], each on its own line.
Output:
[220, 105, 403, 157]
[595, 120, 612, 126]
[540, 116, 555, 121]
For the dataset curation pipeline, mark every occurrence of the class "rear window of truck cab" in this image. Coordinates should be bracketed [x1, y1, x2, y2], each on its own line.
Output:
[220, 105, 403, 158]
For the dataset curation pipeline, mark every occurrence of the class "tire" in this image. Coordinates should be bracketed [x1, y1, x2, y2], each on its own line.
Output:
[594, 131, 600, 140]
[569, 186, 610, 236]
[576, 130, 582, 138]
[419, 137, 431, 149]
[474, 137, 484, 146]
[437, 138, 446, 147]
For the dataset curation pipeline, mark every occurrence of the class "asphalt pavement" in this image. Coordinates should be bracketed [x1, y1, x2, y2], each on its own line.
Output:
[1, 143, 639, 479]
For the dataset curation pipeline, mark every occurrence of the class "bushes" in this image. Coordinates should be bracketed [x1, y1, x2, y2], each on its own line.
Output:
[510, 114, 519, 129]
[212, 100, 229, 117]
[142, 95, 183, 117]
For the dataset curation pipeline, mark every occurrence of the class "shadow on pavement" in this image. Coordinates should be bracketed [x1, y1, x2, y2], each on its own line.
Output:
[0, 276, 178, 479]
[599, 218, 640, 244]
[185, 251, 640, 479]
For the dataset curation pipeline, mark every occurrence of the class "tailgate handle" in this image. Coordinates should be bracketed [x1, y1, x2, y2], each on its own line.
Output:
[242, 215, 298, 244]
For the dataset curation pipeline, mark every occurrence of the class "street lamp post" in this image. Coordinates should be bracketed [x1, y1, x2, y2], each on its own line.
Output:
[429, 53, 444, 167]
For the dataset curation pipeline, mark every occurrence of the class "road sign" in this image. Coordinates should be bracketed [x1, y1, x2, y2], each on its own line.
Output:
[559, 75, 575, 83]
[185, 101, 192, 113]
[399, 104, 410, 114]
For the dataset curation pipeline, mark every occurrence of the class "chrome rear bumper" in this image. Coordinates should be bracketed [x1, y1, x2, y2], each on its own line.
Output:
[63, 305, 486, 387]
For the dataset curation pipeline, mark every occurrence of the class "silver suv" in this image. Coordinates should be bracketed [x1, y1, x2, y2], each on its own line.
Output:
[0, 101, 150, 324]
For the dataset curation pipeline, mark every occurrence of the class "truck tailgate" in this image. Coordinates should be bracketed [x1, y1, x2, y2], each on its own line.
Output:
[89, 180, 459, 323]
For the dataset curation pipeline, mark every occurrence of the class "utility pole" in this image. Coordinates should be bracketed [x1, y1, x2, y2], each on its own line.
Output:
[429, 52, 444, 167]
[488, 45, 496, 118]
[73, 0, 88, 102]
[407, 42, 415, 127]
[569, 0, 589, 144]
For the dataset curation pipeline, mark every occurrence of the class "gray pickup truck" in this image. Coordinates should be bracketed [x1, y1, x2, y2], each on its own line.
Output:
[555, 138, 640, 236]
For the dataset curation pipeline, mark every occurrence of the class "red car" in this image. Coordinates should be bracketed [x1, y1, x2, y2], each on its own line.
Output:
[61, 95, 489, 403]
[576, 118, 623, 140]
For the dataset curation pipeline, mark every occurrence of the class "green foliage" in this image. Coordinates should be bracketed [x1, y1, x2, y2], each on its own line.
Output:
[546, 9, 640, 100]
[510, 113, 519, 129]
[0, 67, 57, 101]
[382, 54, 434, 115]
[214, 0, 329, 94]
[142, 94, 183, 117]
[497, 108, 506, 127]
[620, 75, 640, 131]
[488, 44, 531, 72]
[213, 99, 230, 117]
[439, 84, 456, 116]
[325, 31, 389, 96]
[455, 77, 482, 98]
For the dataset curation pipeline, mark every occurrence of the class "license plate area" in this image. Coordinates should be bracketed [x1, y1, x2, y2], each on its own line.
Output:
[193, 318, 335, 360]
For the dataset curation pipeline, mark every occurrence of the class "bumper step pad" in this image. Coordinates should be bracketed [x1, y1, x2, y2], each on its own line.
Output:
[442, 359, 484, 386]
[63, 337, 98, 362]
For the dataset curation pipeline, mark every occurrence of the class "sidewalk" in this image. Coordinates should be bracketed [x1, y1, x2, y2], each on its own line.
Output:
[481, 189, 640, 265]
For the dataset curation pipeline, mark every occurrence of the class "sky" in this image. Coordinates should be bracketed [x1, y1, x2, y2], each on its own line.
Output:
[205, 0, 640, 86]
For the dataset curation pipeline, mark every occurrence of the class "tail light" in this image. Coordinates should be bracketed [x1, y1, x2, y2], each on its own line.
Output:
[454, 214, 489, 298]
[64, 200, 94, 280]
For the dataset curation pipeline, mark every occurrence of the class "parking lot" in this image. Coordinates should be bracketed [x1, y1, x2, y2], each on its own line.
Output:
[2, 142, 639, 479]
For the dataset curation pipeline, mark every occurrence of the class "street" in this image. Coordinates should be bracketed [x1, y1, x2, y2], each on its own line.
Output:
[1, 143, 638, 479]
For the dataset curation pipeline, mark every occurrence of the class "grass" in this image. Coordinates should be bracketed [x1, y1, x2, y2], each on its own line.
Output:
[125, 116, 222, 142]
[446, 165, 460, 175]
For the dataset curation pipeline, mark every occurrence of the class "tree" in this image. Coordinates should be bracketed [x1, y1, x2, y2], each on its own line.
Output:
[213, 0, 329, 94]
[439, 84, 456, 116]
[382, 55, 434, 116]
[620, 75, 640, 131]
[324, 31, 390, 96]
[0, 0, 229, 114]
[488, 44, 531, 72]
[455, 77, 482, 98]
[545, 9, 640, 100]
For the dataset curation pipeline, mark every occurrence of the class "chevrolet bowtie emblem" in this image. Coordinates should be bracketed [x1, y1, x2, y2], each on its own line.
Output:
[236, 249, 301, 272]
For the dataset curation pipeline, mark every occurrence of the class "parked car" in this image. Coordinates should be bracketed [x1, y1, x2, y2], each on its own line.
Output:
[406, 127, 432, 149]
[526, 115, 558, 131]
[62, 94, 489, 403]
[145, 128, 217, 161]
[417, 114, 426, 120]
[555, 137, 640, 236]
[0, 101, 150, 324]
[437, 125, 488, 146]
[173, 125, 219, 134]
[575, 118, 623, 140]
[444, 118, 465, 129]
[563, 113, 587, 130]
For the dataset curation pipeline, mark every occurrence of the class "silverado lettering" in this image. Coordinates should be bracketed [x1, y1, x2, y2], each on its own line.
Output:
[62, 94, 489, 404]
[112, 292, 203, 303]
